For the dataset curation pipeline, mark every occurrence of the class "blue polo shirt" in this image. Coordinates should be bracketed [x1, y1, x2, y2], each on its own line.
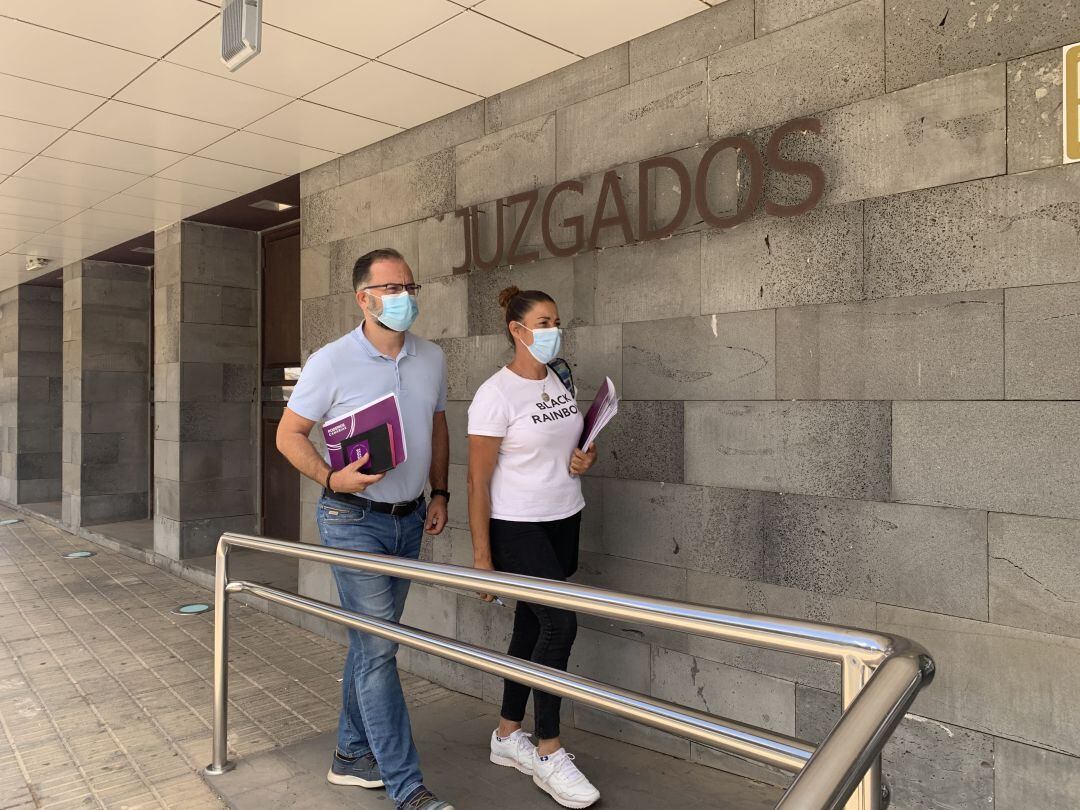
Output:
[287, 323, 447, 503]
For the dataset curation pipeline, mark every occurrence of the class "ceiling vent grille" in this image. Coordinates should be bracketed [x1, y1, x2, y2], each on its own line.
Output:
[221, 0, 261, 71]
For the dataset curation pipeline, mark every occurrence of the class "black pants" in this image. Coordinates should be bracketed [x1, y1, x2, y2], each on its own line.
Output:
[489, 511, 581, 740]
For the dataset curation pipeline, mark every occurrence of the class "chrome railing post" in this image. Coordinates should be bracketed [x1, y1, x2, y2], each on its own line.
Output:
[842, 657, 880, 810]
[205, 540, 234, 776]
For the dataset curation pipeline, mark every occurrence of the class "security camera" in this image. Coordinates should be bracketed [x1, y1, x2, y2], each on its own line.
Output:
[25, 257, 51, 272]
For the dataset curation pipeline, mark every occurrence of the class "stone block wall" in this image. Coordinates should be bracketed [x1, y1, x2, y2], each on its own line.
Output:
[61, 261, 151, 528]
[298, 2, 1080, 805]
[0, 287, 17, 504]
[18, 286, 63, 505]
[153, 221, 259, 560]
[0, 285, 62, 505]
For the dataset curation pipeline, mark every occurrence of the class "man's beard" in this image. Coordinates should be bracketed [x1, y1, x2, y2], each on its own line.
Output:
[369, 310, 404, 333]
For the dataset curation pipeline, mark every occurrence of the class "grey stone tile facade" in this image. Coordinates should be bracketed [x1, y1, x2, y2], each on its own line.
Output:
[556, 61, 708, 181]
[879, 604, 1080, 756]
[623, 310, 775, 400]
[1005, 282, 1080, 399]
[893, 402, 1080, 519]
[684, 400, 891, 500]
[652, 646, 796, 736]
[864, 164, 1080, 299]
[707, 0, 883, 139]
[279, 5, 1080, 803]
[593, 233, 700, 324]
[885, 0, 1080, 91]
[771, 64, 1006, 208]
[686, 572, 871, 692]
[1007, 49, 1066, 174]
[455, 113, 556, 207]
[989, 512, 1080, 638]
[755, 0, 860, 35]
[338, 102, 484, 188]
[487, 45, 629, 133]
[761, 494, 988, 619]
[629, 0, 754, 82]
[995, 739, 1080, 810]
[597, 479, 765, 579]
[776, 290, 1005, 400]
[700, 202, 864, 313]
[796, 686, 997, 810]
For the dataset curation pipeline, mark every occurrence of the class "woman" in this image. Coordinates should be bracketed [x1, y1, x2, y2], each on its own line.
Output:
[467, 286, 600, 809]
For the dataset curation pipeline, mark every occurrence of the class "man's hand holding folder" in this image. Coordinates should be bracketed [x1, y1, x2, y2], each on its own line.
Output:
[328, 453, 385, 494]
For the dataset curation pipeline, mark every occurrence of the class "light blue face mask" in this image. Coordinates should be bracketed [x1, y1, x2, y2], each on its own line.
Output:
[372, 291, 419, 332]
[516, 323, 562, 365]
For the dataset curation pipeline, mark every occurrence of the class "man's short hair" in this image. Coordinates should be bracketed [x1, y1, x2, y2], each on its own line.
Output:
[353, 248, 405, 291]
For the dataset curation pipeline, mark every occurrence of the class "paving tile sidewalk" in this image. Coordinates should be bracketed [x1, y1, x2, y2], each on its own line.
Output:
[0, 508, 450, 809]
[0, 507, 784, 810]
[208, 697, 783, 810]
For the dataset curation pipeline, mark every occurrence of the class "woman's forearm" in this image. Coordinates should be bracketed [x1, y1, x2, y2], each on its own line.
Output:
[467, 476, 494, 564]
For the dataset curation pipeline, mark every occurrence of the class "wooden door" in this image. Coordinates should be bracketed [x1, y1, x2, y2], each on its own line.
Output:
[260, 224, 301, 541]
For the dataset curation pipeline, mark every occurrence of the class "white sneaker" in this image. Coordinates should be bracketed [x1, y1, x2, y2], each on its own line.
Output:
[489, 729, 537, 775]
[531, 748, 600, 809]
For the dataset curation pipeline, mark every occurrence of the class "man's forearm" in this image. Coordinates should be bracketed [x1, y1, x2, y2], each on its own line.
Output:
[279, 432, 331, 485]
[429, 417, 449, 491]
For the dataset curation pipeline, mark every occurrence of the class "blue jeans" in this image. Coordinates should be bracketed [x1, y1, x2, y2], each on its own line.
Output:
[316, 495, 426, 803]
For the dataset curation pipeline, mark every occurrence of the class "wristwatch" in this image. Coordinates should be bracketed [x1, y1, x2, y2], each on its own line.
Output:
[430, 488, 450, 502]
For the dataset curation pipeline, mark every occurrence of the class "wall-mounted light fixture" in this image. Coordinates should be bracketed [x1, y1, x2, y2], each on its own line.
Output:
[249, 200, 297, 212]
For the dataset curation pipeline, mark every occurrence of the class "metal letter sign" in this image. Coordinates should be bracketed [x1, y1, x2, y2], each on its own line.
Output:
[1066, 43, 1080, 164]
[453, 117, 825, 273]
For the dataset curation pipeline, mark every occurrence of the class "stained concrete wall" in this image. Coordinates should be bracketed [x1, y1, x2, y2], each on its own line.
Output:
[297, 2, 1080, 806]
[153, 221, 259, 560]
[61, 261, 151, 528]
[0, 285, 62, 506]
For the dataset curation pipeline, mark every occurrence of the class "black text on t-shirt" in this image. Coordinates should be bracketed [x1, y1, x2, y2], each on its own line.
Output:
[531, 393, 579, 424]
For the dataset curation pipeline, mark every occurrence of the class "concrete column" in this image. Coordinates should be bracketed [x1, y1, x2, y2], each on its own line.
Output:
[0, 287, 16, 505]
[153, 221, 259, 560]
[0, 284, 63, 506]
[62, 261, 151, 528]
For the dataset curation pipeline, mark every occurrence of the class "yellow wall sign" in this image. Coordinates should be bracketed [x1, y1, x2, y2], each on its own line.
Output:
[1066, 43, 1080, 164]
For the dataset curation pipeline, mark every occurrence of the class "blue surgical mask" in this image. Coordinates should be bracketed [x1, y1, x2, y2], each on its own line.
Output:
[372, 291, 419, 332]
[516, 323, 562, 365]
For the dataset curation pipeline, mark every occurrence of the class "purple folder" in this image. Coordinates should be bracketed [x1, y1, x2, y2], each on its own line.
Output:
[579, 377, 618, 450]
[322, 392, 407, 472]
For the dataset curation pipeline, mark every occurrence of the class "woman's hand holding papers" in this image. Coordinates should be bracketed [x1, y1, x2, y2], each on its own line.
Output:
[472, 556, 497, 603]
[569, 443, 597, 477]
[328, 453, 386, 494]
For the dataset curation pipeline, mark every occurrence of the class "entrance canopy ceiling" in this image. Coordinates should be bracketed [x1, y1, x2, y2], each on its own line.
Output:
[0, 0, 718, 290]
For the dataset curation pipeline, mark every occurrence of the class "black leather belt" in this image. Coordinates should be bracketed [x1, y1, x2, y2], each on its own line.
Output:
[322, 489, 424, 517]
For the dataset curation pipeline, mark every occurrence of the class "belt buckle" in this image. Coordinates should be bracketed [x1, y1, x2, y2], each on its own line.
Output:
[390, 501, 409, 517]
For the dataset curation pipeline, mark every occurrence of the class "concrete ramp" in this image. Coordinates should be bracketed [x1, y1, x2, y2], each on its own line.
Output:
[204, 690, 782, 809]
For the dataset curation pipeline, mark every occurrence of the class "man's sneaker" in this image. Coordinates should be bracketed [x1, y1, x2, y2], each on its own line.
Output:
[532, 748, 600, 809]
[396, 785, 454, 810]
[326, 750, 383, 788]
[490, 728, 537, 774]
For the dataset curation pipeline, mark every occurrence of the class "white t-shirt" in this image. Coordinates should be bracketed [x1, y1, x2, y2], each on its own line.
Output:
[468, 366, 586, 522]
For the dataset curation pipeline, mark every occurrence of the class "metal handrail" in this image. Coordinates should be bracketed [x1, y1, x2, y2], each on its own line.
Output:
[206, 532, 935, 810]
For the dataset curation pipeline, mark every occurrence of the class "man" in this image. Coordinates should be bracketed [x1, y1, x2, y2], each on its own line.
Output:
[277, 248, 453, 810]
